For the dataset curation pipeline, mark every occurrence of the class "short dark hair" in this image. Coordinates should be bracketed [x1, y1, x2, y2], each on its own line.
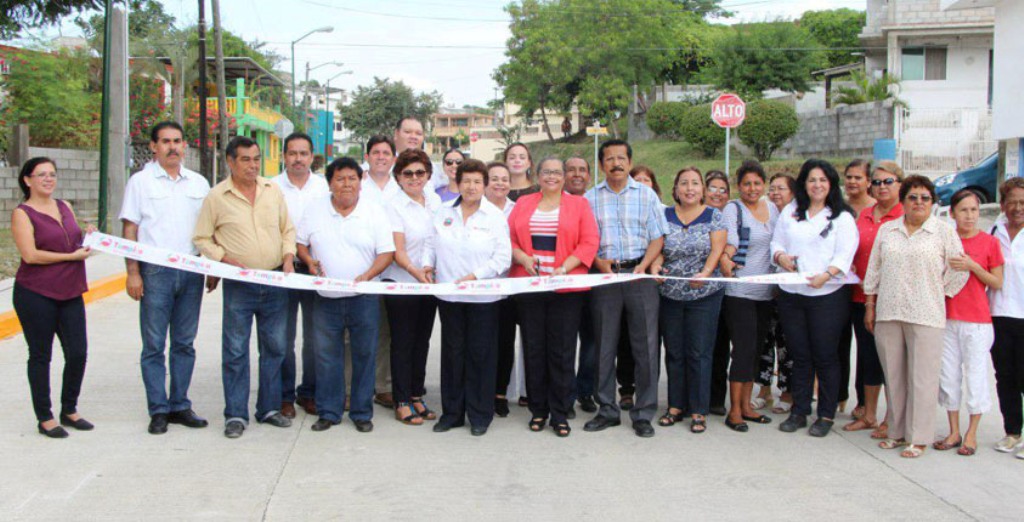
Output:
[565, 155, 590, 172]
[394, 116, 422, 131]
[735, 160, 766, 184]
[283, 132, 314, 153]
[226, 135, 259, 159]
[18, 157, 57, 200]
[366, 135, 396, 155]
[598, 139, 632, 162]
[393, 149, 432, 180]
[630, 165, 661, 197]
[844, 158, 871, 176]
[950, 188, 982, 210]
[150, 121, 184, 143]
[325, 157, 363, 183]
[456, 158, 489, 186]
[999, 177, 1024, 201]
[769, 173, 796, 192]
[899, 175, 937, 203]
[705, 169, 729, 191]
[794, 159, 853, 221]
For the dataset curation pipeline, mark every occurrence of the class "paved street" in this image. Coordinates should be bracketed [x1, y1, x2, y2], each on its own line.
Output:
[0, 254, 1022, 521]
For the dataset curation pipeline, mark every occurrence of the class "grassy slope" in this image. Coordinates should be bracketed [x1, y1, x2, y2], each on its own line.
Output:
[0, 229, 17, 279]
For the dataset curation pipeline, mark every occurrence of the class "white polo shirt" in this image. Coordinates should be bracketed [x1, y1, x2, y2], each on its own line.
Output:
[990, 217, 1024, 319]
[297, 197, 395, 299]
[119, 161, 210, 255]
[273, 171, 329, 231]
[383, 189, 442, 283]
[770, 202, 859, 297]
[361, 173, 402, 207]
[433, 198, 512, 304]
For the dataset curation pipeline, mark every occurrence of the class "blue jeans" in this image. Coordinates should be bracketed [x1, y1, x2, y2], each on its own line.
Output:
[139, 264, 204, 416]
[281, 287, 316, 402]
[660, 289, 724, 415]
[313, 294, 380, 423]
[221, 279, 288, 424]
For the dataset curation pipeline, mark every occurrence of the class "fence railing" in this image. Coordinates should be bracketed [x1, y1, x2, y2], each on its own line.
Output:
[896, 107, 995, 178]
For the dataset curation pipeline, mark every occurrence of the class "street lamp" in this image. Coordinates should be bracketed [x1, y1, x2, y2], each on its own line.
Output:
[304, 60, 345, 111]
[290, 26, 333, 114]
[322, 70, 353, 160]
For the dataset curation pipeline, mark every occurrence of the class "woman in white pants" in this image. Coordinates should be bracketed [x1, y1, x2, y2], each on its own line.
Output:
[935, 189, 1004, 456]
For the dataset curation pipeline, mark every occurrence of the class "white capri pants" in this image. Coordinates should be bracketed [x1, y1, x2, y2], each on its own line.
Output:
[939, 320, 994, 414]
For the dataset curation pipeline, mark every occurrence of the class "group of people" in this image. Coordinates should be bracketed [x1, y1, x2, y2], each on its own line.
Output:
[11, 117, 1024, 460]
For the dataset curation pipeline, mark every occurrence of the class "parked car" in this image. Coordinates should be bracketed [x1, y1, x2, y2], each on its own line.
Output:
[934, 152, 998, 206]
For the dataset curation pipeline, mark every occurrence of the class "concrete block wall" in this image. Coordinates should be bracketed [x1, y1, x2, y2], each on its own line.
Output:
[893, 0, 993, 26]
[0, 147, 100, 226]
[781, 101, 895, 159]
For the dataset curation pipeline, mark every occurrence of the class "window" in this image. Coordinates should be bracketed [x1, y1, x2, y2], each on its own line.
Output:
[901, 47, 947, 81]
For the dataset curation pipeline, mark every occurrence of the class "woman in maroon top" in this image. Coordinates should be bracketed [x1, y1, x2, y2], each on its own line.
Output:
[11, 157, 92, 439]
[844, 161, 904, 436]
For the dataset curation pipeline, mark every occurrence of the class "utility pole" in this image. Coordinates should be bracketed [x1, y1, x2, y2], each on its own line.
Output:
[197, 0, 211, 183]
[98, 2, 128, 234]
[212, 0, 230, 179]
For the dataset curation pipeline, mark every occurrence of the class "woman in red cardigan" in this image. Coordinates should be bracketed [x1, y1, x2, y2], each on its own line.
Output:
[507, 157, 600, 437]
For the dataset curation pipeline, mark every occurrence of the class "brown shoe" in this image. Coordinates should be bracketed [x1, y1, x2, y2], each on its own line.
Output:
[281, 401, 296, 419]
[296, 397, 317, 415]
[374, 392, 394, 408]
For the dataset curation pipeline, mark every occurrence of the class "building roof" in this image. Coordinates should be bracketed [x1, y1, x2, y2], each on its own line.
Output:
[151, 56, 285, 88]
[812, 62, 864, 79]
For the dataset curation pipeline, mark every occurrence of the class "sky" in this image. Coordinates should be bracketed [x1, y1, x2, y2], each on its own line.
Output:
[9, 0, 866, 107]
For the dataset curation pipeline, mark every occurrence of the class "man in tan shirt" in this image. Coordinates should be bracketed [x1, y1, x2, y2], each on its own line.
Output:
[193, 135, 297, 439]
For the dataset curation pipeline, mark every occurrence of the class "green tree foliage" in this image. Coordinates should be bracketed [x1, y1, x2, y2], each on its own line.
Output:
[339, 77, 443, 142]
[680, 104, 724, 157]
[799, 9, 867, 70]
[709, 21, 823, 98]
[646, 102, 687, 139]
[833, 70, 906, 108]
[0, 0, 101, 39]
[496, 0, 702, 141]
[0, 47, 101, 148]
[668, 0, 732, 19]
[736, 99, 799, 161]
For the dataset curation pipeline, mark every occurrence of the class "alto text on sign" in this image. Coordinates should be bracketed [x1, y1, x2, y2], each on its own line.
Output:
[711, 94, 746, 129]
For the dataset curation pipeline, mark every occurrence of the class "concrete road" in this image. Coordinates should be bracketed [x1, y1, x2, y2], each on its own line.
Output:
[1, 258, 1022, 521]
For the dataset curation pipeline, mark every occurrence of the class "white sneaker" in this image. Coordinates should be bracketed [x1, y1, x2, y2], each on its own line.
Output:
[1017, 446, 1024, 460]
[994, 435, 1021, 453]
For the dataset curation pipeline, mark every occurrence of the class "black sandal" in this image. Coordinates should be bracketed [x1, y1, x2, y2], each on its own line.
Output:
[742, 414, 772, 424]
[410, 398, 437, 420]
[691, 416, 707, 434]
[658, 410, 684, 427]
[552, 422, 571, 437]
[529, 417, 547, 432]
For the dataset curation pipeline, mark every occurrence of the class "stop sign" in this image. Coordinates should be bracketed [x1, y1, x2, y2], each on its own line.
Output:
[470, 132, 479, 143]
[711, 93, 746, 129]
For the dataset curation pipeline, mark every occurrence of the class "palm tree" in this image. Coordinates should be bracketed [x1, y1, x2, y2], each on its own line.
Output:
[833, 70, 907, 109]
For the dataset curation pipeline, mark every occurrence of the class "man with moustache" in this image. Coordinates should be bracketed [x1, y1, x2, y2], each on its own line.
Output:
[193, 136, 296, 439]
[121, 121, 211, 435]
[296, 157, 395, 433]
[565, 156, 598, 414]
[583, 140, 667, 438]
[273, 133, 329, 418]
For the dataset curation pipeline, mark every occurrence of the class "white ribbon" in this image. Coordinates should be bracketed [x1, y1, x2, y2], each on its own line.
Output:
[83, 232, 859, 296]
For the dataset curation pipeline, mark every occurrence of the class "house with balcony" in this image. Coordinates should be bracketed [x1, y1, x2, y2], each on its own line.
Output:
[432, 109, 496, 152]
[861, 0, 997, 177]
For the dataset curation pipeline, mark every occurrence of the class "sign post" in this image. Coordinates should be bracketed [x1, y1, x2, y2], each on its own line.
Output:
[711, 93, 746, 177]
[586, 123, 609, 187]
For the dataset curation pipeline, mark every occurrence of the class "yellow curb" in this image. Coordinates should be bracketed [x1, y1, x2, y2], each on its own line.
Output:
[0, 273, 127, 340]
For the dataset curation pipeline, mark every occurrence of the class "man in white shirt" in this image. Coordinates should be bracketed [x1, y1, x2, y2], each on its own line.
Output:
[297, 157, 396, 433]
[120, 121, 211, 435]
[273, 133, 330, 419]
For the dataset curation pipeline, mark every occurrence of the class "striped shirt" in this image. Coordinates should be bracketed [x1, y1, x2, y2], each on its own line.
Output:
[584, 177, 668, 261]
[529, 208, 560, 274]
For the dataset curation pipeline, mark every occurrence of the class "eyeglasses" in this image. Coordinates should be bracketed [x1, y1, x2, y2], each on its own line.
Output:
[768, 186, 790, 193]
[707, 186, 728, 195]
[401, 169, 429, 179]
[539, 169, 564, 177]
[444, 159, 463, 166]
[32, 173, 58, 179]
[905, 194, 933, 203]
[871, 177, 899, 187]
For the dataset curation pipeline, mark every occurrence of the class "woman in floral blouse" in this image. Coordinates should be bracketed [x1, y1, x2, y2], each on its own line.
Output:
[652, 167, 726, 434]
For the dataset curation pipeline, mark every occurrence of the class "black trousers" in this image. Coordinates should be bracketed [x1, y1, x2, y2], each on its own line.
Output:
[517, 291, 585, 424]
[992, 316, 1024, 436]
[495, 297, 518, 395]
[439, 300, 499, 429]
[13, 283, 88, 422]
[615, 316, 635, 395]
[709, 315, 730, 409]
[723, 296, 772, 383]
[778, 288, 850, 419]
[851, 302, 885, 388]
[385, 294, 437, 404]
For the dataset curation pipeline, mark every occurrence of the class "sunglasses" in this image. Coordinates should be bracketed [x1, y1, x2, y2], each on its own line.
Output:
[707, 186, 728, 195]
[401, 169, 429, 179]
[905, 194, 933, 203]
[871, 177, 899, 187]
[444, 159, 463, 166]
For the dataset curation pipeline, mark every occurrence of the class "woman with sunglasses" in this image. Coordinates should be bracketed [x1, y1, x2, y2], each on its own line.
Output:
[437, 148, 464, 203]
[383, 149, 443, 425]
[863, 176, 969, 458]
[771, 159, 859, 438]
[844, 161, 904, 437]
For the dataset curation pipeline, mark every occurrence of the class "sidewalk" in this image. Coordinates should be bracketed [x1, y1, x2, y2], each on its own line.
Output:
[0, 253, 1021, 520]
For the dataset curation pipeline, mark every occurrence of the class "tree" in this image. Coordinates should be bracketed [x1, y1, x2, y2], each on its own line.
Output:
[833, 70, 906, 108]
[75, 0, 174, 44]
[799, 9, 867, 70]
[496, 0, 702, 141]
[708, 21, 823, 98]
[736, 99, 799, 161]
[0, 0, 101, 39]
[339, 77, 443, 142]
[668, 0, 732, 19]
